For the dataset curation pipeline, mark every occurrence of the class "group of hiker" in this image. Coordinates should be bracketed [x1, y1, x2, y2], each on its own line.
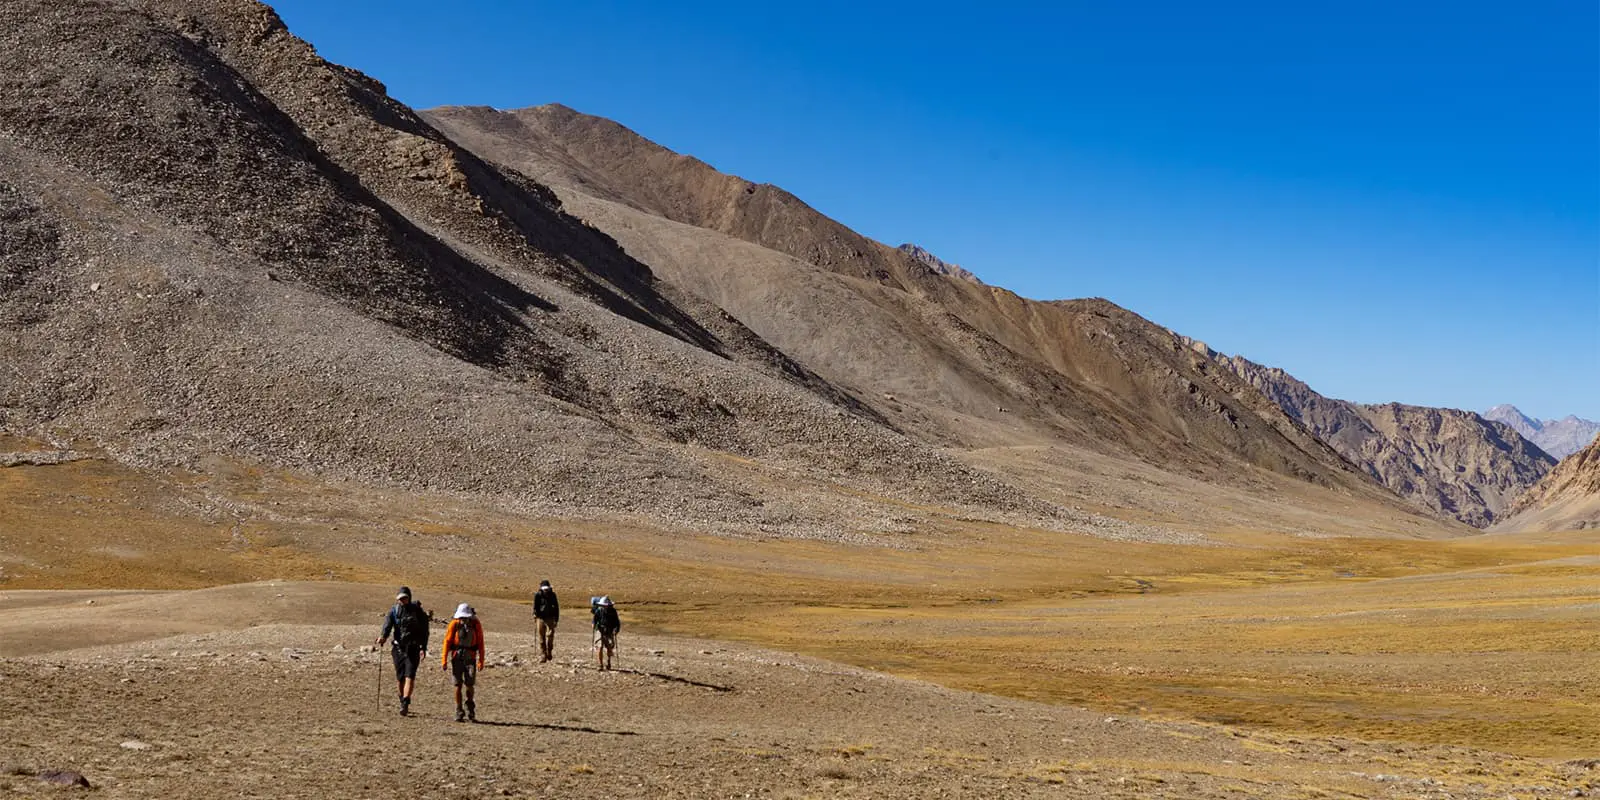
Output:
[374, 581, 622, 721]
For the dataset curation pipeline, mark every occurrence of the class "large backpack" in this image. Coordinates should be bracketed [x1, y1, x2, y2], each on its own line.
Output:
[596, 605, 620, 634]
[392, 603, 428, 647]
[453, 618, 479, 651]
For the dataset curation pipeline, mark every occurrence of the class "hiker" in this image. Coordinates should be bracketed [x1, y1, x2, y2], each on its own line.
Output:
[375, 586, 429, 716]
[441, 603, 486, 722]
[591, 595, 620, 671]
[533, 580, 559, 662]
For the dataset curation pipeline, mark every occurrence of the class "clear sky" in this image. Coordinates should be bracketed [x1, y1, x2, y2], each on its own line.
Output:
[268, 0, 1599, 421]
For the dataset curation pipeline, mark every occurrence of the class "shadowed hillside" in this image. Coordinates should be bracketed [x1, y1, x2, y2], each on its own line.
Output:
[0, 0, 1454, 545]
[0, 0, 1062, 540]
[424, 105, 1417, 510]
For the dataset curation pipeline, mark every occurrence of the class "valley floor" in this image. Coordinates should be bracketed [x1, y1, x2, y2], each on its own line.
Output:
[0, 584, 1594, 799]
[1, 458, 1596, 796]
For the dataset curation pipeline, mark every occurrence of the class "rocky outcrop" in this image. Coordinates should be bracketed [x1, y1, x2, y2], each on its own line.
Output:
[1221, 357, 1555, 527]
[896, 243, 980, 283]
[1500, 436, 1600, 531]
[1482, 405, 1599, 460]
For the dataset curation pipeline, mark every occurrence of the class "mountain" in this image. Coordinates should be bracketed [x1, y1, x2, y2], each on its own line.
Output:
[897, 243, 981, 283]
[1499, 436, 1600, 531]
[1482, 405, 1599, 460]
[1218, 356, 1555, 527]
[0, 0, 1042, 539]
[422, 104, 1441, 528]
[0, 0, 1444, 545]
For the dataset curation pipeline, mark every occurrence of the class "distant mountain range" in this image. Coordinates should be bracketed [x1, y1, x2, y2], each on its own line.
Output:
[1481, 405, 1599, 460]
[1207, 353, 1555, 527]
[4, 0, 1583, 543]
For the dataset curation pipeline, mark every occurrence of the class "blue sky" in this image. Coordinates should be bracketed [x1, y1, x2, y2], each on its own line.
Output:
[269, 1, 1599, 421]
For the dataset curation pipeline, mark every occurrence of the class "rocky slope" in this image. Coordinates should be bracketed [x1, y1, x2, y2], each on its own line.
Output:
[421, 103, 950, 289]
[0, 0, 1051, 539]
[1482, 404, 1599, 460]
[423, 104, 1415, 506]
[897, 242, 980, 282]
[0, 0, 1444, 544]
[1500, 435, 1600, 531]
[1219, 357, 1554, 527]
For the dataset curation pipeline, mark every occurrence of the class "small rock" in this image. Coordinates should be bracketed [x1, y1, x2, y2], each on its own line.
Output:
[85, 600, 95, 605]
[119, 741, 151, 751]
[1103, 717, 1120, 723]
[89, 283, 101, 292]
[332, 643, 345, 652]
[650, 650, 665, 656]
[36, 770, 91, 788]
[118, 678, 133, 684]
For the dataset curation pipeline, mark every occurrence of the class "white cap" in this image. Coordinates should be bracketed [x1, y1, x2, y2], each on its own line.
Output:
[599, 596, 613, 607]
[453, 603, 475, 619]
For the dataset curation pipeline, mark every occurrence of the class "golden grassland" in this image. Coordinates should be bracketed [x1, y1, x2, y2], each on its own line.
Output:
[2, 456, 1595, 759]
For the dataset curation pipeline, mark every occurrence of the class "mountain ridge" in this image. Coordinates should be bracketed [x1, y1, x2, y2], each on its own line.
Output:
[1500, 434, 1600, 531]
[423, 104, 1416, 505]
[1215, 354, 1554, 527]
[0, 0, 1448, 546]
[1482, 404, 1599, 460]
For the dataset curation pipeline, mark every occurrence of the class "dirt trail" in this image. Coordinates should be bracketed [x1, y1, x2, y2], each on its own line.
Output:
[1, 583, 1590, 798]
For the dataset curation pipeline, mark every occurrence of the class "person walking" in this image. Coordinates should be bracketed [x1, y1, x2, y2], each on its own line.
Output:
[441, 603, 486, 722]
[533, 580, 559, 662]
[591, 595, 620, 671]
[375, 586, 429, 716]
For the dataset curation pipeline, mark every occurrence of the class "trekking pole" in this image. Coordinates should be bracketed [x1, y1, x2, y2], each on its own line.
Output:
[376, 650, 383, 713]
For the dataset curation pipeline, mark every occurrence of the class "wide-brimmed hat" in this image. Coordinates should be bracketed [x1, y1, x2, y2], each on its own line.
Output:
[598, 596, 613, 607]
[396, 586, 412, 600]
[453, 603, 475, 619]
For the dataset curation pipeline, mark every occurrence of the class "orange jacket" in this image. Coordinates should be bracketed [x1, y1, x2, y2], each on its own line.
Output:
[441, 617, 485, 668]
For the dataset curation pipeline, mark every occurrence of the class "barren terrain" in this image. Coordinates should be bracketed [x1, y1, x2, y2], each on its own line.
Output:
[2, 2, 1596, 796]
[2, 455, 1596, 797]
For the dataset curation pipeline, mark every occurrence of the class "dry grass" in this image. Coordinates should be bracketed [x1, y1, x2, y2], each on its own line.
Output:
[2, 456, 1594, 761]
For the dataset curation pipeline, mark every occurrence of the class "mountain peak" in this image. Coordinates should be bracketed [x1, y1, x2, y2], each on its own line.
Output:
[1483, 405, 1599, 460]
[896, 243, 980, 283]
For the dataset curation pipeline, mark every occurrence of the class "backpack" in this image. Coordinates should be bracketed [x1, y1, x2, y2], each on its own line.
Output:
[392, 603, 428, 647]
[453, 618, 479, 651]
[595, 605, 619, 634]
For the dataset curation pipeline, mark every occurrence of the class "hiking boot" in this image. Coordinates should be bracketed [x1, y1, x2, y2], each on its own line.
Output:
[454, 705, 466, 723]
[399, 697, 410, 716]
[466, 701, 476, 722]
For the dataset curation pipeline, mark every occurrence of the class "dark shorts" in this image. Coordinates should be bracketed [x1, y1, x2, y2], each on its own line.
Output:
[391, 644, 423, 680]
[450, 651, 477, 687]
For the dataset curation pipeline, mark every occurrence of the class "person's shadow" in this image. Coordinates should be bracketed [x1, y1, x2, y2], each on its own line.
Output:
[472, 720, 638, 736]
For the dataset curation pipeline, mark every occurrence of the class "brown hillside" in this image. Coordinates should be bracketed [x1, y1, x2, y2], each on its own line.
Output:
[0, 0, 1453, 545]
[424, 103, 948, 288]
[1221, 356, 1554, 526]
[1500, 436, 1600, 531]
[0, 0, 1060, 539]
[424, 104, 1426, 518]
